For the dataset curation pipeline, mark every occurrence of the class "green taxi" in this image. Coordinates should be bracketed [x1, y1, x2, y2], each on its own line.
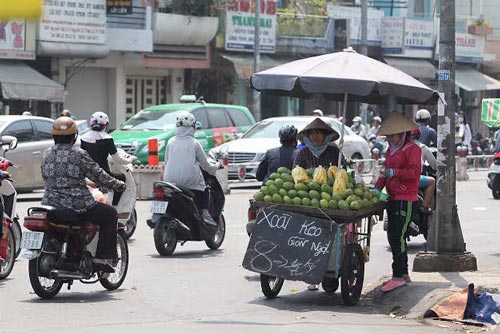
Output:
[111, 101, 255, 164]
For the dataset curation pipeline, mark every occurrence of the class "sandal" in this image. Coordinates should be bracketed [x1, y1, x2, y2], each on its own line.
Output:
[380, 278, 406, 292]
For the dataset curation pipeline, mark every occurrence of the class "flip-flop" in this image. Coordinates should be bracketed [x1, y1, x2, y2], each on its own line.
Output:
[380, 279, 406, 292]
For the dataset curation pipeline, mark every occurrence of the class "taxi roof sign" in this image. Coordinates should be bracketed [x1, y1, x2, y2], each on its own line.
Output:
[0, 0, 42, 21]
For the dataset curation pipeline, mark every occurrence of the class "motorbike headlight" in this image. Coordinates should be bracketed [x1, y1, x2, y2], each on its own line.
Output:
[139, 140, 166, 154]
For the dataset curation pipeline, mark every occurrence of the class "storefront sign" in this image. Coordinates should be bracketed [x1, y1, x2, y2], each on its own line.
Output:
[0, 20, 36, 60]
[381, 17, 404, 54]
[39, 0, 107, 45]
[107, 0, 132, 15]
[435, 32, 485, 63]
[225, 0, 277, 53]
[328, 5, 384, 45]
[405, 19, 434, 51]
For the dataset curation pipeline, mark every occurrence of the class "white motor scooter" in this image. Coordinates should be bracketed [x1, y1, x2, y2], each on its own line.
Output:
[107, 149, 138, 239]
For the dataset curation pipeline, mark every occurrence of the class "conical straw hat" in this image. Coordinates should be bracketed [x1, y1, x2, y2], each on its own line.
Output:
[377, 112, 418, 136]
[298, 118, 340, 142]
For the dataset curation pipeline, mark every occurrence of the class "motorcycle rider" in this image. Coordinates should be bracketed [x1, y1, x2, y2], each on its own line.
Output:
[81, 111, 136, 204]
[41, 116, 126, 272]
[415, 109, 437, 147]
[351, 116, 367, 139]
[163, 111, 222, 227]
[411, 128, 437, 214]
[367, 116, 382, 138]
[256, 125, 298, 182]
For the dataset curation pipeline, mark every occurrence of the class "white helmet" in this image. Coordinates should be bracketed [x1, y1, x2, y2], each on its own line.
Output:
[353, 116, 362, 122]
[176, 111, 196, 128]
[90, 111, 109, 131]
[373, 116, 382, 123]
[312, 109, 323, 116]
[416, 109, 431, 121]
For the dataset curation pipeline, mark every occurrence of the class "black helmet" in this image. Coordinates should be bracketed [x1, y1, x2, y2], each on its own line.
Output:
[279, 125, 298, 144]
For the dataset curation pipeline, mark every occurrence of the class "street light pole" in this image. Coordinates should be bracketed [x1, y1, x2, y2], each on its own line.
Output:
[413, 0, 477, 272]
[253, 0, 261, 122]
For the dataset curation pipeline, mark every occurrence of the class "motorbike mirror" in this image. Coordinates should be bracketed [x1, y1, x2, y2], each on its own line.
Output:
[1, 135, 17, 152]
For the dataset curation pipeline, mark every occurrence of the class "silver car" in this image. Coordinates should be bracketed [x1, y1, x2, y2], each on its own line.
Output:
[210, 116, 371, 180]
[0, 116, 55, 191]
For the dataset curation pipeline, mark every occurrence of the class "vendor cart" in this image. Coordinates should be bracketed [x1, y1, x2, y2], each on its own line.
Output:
[243, 200, 386, 306]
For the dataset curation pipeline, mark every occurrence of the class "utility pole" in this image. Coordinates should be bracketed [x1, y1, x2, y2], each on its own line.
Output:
[253, 0, 261, 122]
[360, 0, 368, 56]
[413, 0, 477, 272]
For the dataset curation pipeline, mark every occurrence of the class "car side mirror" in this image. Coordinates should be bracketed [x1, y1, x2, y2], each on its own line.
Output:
[1, 135, 17, 152]
[195, 121, 202, 130]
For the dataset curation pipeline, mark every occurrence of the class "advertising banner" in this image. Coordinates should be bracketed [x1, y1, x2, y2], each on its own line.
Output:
[0, 20, 36, 59]
[381, 17, 404, 54]
[225, 0, 277, 53]
[39, 0, 107, 45]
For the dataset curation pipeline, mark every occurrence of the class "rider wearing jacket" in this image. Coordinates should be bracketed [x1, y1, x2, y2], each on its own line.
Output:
[163, 111, 221, 227]
[41, 117, 126, 272]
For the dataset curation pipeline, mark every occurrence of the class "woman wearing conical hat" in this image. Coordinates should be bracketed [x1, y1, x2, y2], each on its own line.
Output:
[374, 112, 422, 292]
[292, 118, 341, 169]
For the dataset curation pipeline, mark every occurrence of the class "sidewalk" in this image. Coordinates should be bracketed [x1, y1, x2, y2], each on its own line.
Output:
[361, 267, 500, 331]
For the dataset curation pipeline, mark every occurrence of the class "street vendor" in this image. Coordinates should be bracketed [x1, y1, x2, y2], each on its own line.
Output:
[293, 118, 341, 169]
[292, 118, 342, 291]
[374, 112, 421, 292]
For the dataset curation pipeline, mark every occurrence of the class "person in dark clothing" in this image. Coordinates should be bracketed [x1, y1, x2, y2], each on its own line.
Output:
[256, 125, 298, 182]
[81, 111, 136, 204]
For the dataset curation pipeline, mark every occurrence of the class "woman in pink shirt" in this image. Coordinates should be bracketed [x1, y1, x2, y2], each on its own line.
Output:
[374, 112, 421, 292]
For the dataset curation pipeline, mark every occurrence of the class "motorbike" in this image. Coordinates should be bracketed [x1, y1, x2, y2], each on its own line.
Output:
[487, 151, 500, 199]
[147, 163, 226, 256]
[22, 181, 130, 298]
[107, 149, 138, 239]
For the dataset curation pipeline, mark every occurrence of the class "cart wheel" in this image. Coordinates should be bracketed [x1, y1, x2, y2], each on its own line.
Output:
[341, 243, 365, 306]
[260, 274, 284, 299]
[321, 277, 339, 294]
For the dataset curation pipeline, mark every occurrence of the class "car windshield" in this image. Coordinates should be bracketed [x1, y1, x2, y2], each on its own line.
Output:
[242, 118, 350, 139]
[120, 109, 183, 130]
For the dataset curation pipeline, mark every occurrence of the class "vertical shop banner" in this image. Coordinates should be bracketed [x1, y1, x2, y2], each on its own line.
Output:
[107, 0, 132, 14]
[381, 17, 404, 54]
[225, 0, 277, 53]
[0, 20, 36, 59]
[328, 5, 384, 45]
[39, 0, 106, 44]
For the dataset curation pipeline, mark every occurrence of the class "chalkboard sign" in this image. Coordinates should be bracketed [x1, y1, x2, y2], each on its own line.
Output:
[242, 208, 336, 284]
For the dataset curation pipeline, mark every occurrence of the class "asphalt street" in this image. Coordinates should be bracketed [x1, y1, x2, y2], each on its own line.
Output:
[1, 171, 496, 334]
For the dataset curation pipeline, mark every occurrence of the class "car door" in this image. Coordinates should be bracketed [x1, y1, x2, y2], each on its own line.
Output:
[191, 108, 212, 150]
[2, 120, 37, 190]
[206, 107, 237, 147]
[32, 119, 56, 186]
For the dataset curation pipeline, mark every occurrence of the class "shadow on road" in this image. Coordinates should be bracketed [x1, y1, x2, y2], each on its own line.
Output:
[21, 289, 125, 304]
[147, 249, 224, 259]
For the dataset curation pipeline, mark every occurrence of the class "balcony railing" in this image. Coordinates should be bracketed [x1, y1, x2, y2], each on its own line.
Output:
[277, 13, 329, 39]
[107, 6, 147, 30]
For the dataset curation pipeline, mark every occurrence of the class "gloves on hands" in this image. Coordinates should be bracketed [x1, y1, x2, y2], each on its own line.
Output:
[383, 168, 396, 178]
[115, 181, 126, 192]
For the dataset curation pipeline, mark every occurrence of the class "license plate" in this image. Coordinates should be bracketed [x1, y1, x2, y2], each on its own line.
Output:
[21, 231, 44, 250]
[150, 201, 168, 214]
[229, 165, 238, 173]
[490, 165, 500, 173]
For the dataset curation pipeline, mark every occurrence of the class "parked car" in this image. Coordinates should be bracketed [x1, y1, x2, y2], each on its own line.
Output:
[209, 116, 371, 180]
[0, 116, 55, 191]
[76, 119, 90, 135]
[111, 100, 256, 164]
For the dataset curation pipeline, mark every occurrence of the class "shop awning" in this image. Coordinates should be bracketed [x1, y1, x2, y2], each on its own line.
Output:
[220, 53, 285, 80]
[0, 61, 64, 102]
[384, 57, 436, 79]
[455, 68, 500, 92]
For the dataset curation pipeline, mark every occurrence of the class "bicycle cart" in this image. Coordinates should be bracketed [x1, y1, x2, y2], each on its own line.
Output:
[243, 200, 385, 306]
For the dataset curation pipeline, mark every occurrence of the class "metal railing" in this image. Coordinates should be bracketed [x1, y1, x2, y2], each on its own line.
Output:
[277, 13, 329, 39]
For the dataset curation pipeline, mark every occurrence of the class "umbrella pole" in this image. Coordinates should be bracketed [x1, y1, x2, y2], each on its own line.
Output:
[338, 93, 348, 167]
